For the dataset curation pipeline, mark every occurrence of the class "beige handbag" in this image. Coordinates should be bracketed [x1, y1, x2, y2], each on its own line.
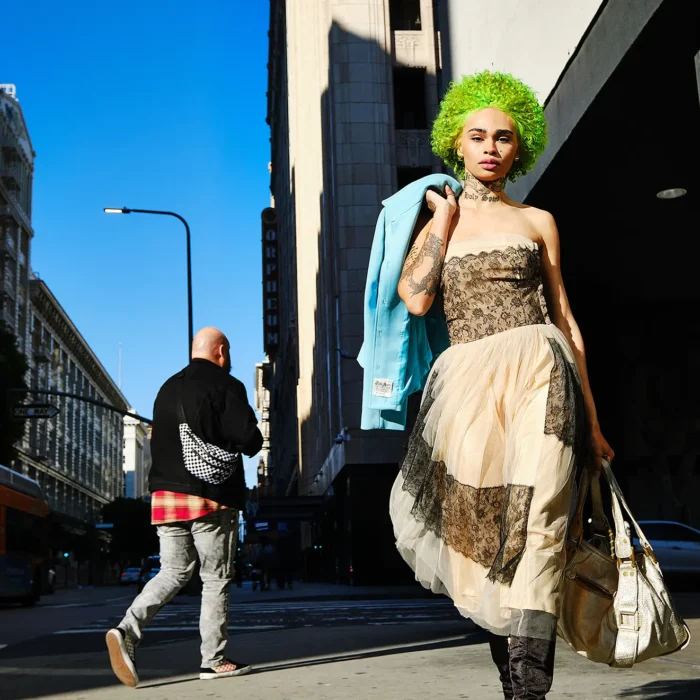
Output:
[558, 460, 691, 667]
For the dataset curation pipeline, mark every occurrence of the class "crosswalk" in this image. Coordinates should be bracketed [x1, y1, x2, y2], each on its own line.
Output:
[54, 598, 461, 636]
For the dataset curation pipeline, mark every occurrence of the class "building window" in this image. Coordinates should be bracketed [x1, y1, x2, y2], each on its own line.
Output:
[397, 167, 433, 191]
[393, 68, 427, 130]
[390, 0, 422, 31]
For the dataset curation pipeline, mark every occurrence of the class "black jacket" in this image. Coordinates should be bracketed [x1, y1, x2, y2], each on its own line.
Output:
[148, 359, 263, 510]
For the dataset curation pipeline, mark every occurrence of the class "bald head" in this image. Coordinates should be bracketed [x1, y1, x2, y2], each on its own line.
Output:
[192, 327, 231, 372]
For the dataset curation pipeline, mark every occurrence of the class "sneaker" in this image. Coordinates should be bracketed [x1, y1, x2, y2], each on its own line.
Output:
[106, 627, 139, 688]
[199, 659, 253, 680]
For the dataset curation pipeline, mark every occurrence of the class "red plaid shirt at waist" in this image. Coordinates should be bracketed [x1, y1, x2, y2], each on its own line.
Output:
[151, 491, 228, 525]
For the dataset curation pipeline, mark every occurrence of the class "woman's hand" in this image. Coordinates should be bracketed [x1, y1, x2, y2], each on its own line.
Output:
[588, 423, 614, 476]
[425, 184, 457, 218]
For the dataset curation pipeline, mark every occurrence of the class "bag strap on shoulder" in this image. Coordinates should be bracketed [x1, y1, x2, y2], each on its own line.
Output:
[175, 372, 187, 425]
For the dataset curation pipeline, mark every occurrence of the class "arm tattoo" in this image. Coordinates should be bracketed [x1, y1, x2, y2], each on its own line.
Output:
[400, 232, 444, 297]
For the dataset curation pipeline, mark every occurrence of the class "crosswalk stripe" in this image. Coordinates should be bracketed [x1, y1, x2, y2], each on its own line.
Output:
[55, 625, 286, 634]
[49, 597, 460, 637]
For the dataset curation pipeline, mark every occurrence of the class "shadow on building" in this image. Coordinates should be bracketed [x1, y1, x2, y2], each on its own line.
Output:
[295, 19, 430, 587]
[521, 0, 700, 526]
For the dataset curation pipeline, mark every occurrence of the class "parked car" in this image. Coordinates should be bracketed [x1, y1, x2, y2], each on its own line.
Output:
[634, 521, 700, 573]
[136, 554, 203, 595]
[120, 567, 141, 585]
[137, 556, 160, 592]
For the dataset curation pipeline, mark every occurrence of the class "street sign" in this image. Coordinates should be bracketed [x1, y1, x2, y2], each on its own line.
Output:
[13, 403, 60, 419]
[95, 523, 114, 529]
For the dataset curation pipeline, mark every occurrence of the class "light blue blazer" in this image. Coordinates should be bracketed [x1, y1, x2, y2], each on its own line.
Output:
[358, 174, 463, 431]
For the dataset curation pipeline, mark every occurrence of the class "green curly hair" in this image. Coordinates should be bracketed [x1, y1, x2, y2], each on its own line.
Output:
[431, 70, 547, 182]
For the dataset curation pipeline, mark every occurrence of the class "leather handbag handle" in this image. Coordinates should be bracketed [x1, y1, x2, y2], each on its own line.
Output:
[569, 469, 610, 542]
[589, 475, 611, 535]
[568, 469, 591, 543]
[601, 460, 655, 561]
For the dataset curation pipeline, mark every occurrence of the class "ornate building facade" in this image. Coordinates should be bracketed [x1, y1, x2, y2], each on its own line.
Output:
[19, 279, 128, 522]
[2, 87, 129, 525]
[0, 88, 33, 354]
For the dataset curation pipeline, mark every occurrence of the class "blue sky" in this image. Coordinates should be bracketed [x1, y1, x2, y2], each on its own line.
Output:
[3, 0, 271, 485]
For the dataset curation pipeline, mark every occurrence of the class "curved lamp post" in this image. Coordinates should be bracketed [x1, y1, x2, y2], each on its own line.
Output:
[104, 207, 193, 358]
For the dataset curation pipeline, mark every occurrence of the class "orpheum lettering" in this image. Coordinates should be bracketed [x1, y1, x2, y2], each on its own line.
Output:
[261, 209, 280, 358]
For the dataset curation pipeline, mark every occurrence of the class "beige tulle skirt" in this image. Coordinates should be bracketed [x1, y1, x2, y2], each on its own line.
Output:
[390, 323, 584, 636]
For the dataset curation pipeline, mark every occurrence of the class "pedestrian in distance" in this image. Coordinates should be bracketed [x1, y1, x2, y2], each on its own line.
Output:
[254, 536, 277, 591]
[106, 327, 263, 687]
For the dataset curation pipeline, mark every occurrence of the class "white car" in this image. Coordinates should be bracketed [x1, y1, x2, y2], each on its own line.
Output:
[635, 521, 700, 573]
[120, 567, 141, 585]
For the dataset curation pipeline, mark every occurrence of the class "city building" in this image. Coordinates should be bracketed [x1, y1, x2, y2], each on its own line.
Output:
[263, 0, 443, 584]
[142, 424, 152, 502]
[254, 360, 272, 494]
[19, 278, 129, 523]
[0, 88, 34, 354]
[438, 0, 699, 525]
[123, 411, 148, 499]
[263, 0, 699, 582]
[2, 87, 130, 530]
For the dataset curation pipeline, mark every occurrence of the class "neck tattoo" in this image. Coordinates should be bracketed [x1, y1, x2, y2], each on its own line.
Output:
[460, 171, 505, 205]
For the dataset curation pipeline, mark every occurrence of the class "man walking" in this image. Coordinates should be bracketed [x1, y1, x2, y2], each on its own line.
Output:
[106, 327, 263, 687]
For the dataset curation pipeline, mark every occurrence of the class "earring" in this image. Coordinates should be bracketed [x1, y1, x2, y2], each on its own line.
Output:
[514, 156, 520, 161]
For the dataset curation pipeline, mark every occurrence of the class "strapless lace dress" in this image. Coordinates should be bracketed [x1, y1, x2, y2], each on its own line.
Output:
[390, 233, 585, 640]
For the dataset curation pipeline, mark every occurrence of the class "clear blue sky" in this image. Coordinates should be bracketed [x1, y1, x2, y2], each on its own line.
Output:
[3, 0, 271, 485]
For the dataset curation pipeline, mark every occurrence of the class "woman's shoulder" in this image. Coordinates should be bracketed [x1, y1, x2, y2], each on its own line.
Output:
[509, 201, 557, 233]
[501, 200, 558, 246]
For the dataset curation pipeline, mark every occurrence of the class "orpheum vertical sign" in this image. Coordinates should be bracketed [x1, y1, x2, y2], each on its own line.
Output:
[261, 208, 279, 358]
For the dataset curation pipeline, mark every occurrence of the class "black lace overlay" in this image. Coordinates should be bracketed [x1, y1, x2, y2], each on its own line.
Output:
[487, 484, 535, 586]
[441, 245, 548, 345]
[544, 337, 585, 453]
[401, 370, 534, 582]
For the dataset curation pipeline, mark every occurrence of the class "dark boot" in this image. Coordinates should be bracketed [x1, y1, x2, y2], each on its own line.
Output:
[508, 635, 556, 700]
[488, 633, 514, 699]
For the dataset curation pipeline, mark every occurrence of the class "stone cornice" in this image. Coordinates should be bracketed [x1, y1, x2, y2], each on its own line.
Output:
[29, 279, 129, 411]
[0, 92, 36, 166]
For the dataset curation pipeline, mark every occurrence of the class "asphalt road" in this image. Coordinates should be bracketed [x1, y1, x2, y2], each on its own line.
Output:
[1, 589, 464, 657]
[0, 584, 698, 700]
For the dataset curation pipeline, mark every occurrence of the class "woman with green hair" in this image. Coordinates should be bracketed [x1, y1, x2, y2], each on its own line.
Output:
[389, 71, 613, 698]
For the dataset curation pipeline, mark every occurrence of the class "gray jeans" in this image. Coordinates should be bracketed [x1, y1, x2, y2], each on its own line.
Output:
[119, 509, 238, 668]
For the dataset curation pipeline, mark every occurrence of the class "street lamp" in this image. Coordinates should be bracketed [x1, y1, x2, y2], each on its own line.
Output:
[104, 206, 193, 358]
